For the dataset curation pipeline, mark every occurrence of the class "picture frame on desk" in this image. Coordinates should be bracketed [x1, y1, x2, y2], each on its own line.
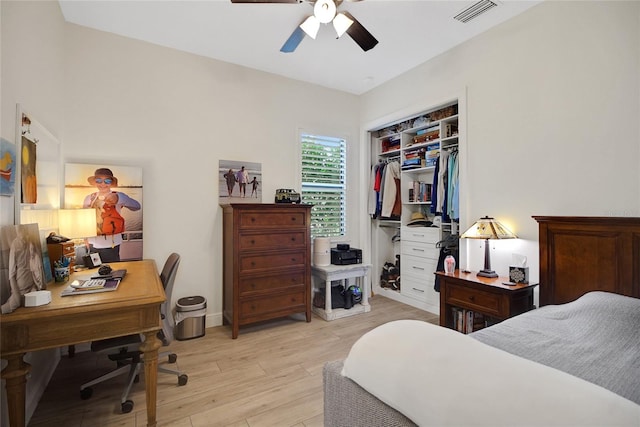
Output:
[0, 223, 47, 314]
[83, 252, 102, 268]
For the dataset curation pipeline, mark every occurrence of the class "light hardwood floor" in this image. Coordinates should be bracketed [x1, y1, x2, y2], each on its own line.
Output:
[28, 295, 438, 427]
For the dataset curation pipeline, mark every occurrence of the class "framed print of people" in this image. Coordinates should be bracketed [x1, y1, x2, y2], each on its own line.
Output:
[83, 168, 141, 262]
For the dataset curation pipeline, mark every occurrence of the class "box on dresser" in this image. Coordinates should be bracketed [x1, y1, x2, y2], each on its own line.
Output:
[221, 203, 312, 339]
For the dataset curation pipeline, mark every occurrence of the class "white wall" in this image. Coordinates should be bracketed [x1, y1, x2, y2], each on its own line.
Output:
[359, 1, 640, 281]
[61, 22, 361, 326]
[0, 2, 67, 424]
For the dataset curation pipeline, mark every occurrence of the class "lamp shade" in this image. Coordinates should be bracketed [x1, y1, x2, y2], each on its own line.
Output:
[460, 216, 517, 240]
[58, 209, 96, 238]
[460, 216, 516, 278]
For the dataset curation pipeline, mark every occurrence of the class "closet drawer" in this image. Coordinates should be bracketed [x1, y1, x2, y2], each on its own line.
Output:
[238, 231, 307, 251]
[401, 276, 428, 302]
[401, 254, 437, 279]
[402, 240, 438, 260]
[402, 227, 440, 244]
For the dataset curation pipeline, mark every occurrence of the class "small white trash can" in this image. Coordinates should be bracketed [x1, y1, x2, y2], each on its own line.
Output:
[175, 296, 206, 340]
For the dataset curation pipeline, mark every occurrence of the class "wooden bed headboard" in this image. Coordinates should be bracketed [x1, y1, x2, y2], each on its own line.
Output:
[534, 216, 640, 306]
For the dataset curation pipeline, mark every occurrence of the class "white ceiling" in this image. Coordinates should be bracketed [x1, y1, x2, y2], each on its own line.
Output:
[58, 0, 541, 95]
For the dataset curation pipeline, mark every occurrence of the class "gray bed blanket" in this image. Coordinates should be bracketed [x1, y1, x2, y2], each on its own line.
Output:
[471, 291, 640, 405]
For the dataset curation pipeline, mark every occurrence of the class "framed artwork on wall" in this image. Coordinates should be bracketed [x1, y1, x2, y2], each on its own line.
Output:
[64, 163, 143, 262]
[219, 160, 262, 204]
[1, 138, 16, 197]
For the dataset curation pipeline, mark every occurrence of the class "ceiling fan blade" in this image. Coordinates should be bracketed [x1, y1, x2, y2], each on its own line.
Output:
[342, 12, 378, 52]
[230, 0, 300, 3]
[280, 26, 306, 53]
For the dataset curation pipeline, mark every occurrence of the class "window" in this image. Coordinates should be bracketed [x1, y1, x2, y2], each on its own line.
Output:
[300, 133, 346, 238]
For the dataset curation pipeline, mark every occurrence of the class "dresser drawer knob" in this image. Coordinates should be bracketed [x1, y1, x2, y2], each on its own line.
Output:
[250, 239, 255, 245]
[291, 237, 296, 242]
[251, 217, 256, 222]
[468, 296, 475, 302]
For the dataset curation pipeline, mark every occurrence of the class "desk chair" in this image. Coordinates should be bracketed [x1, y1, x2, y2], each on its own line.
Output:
[79, 253, 188, 413]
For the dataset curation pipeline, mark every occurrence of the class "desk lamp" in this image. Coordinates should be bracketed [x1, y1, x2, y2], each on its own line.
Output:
[460, 216, 517, 278]
[58, 209, 96, 265]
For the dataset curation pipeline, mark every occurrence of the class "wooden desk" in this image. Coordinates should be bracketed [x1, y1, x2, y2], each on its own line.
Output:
[0, 259, 165, 427]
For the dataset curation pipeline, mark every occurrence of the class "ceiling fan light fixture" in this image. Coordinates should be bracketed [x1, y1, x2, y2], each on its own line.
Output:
[314, 0, 336, 24]
[300, 15, 320, 39]
[333, 12, 353, 38]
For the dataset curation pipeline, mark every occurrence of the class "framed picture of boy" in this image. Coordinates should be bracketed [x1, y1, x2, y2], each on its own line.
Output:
[64, 163, 143, 262]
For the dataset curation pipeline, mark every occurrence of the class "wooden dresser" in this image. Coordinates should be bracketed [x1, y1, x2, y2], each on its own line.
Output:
[222, 203, 312, 338]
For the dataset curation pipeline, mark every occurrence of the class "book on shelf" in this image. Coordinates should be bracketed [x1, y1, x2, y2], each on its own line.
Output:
[451, 307, 486, 333]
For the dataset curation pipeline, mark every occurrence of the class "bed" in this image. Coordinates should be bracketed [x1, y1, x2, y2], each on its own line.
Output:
[323, 216, 640, 426]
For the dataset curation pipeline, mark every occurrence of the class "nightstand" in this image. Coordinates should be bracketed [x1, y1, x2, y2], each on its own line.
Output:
[436, 270, 537, 333]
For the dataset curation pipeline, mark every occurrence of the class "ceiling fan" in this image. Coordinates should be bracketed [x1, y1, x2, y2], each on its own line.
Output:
[230, 0, 378, 53]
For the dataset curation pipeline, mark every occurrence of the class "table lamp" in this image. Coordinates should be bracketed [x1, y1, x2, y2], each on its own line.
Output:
[58, 209, 96, 265]
[460, 216, 517, 278]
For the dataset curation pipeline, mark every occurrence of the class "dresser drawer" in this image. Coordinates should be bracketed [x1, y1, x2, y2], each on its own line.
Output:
[447, 283, 503, 318]
[239, 250, 307, 273]
[238, 231, 307, 251]
[239, 291, 306, 322]
[238, 210, 308, 229]
[402, 227, 440, 244]
[239, 271, 306, 295]
[401, 240, 438, 260]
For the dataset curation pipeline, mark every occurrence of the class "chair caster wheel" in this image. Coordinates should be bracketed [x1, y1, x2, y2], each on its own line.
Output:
[178, 374, 188, 386]
[80, 387, 93, 400]
[168, 353, 177, 364]
[121, 400, 134, 413]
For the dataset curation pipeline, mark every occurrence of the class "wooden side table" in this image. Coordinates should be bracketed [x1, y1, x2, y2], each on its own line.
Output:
[311, 264, 371, 321]
[436, 270, 537, 332]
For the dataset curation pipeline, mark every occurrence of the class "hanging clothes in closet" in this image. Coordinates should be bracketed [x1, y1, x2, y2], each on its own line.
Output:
[380, 160, 401, 219]
[369, 159, 401, 220]
[430, 148, 459, 222]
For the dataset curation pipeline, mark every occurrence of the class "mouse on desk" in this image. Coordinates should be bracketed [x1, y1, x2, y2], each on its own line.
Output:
[98, 264, 112, 276]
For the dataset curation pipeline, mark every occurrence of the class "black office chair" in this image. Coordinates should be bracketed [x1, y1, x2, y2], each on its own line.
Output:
[79, 253, 188, 413]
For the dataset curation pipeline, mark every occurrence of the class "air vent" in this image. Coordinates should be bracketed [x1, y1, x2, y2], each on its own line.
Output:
[454, 0, 497, 23]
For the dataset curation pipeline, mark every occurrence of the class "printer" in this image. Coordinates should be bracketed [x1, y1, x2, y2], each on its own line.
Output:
[330, 244, 362, 265]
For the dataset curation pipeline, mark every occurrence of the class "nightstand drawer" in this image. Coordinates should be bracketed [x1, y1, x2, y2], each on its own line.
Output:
[447, 284, 503, 317]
